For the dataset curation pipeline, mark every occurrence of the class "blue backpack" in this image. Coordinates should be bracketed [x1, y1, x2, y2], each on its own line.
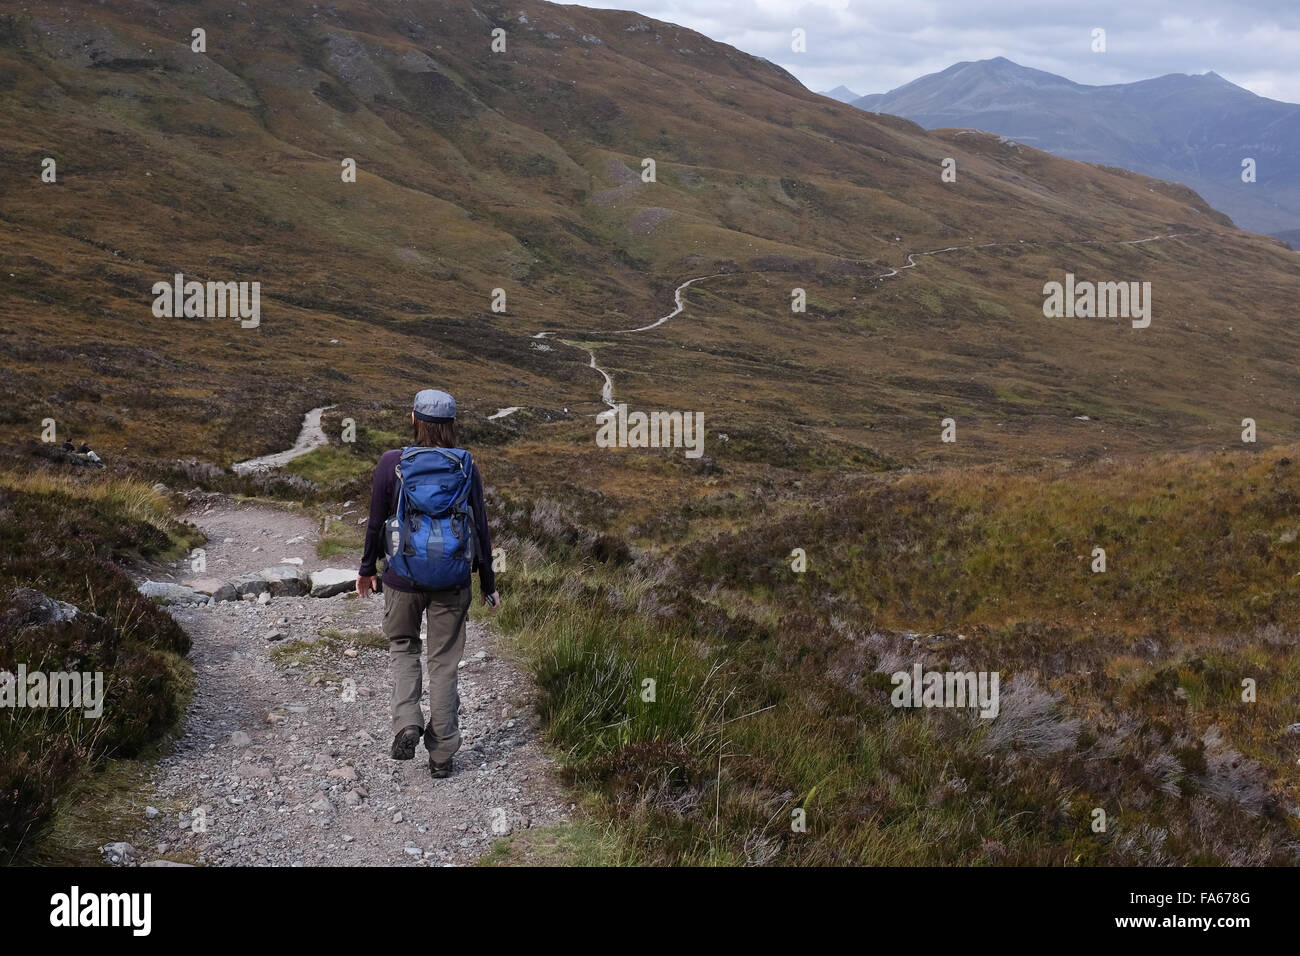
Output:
[384, 446, 477, 589]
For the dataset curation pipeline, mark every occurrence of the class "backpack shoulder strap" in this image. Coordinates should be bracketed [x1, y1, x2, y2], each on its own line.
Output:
[444, 448, 474, 510]
[391, 448, 409, 517]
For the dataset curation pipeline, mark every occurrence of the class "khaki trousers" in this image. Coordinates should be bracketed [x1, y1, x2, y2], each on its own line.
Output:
[382, 582, 472, 762]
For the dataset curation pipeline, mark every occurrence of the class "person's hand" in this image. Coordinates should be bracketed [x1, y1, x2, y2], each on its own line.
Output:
[483, 590, 501, 612]
[356, 575, 378, 598]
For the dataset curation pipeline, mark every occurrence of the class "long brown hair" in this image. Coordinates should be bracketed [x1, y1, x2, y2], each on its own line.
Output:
[413, 418, 457, 449]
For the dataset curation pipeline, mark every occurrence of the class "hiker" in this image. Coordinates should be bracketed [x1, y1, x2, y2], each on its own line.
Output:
[73, 440, 103, 464]
[356, 389, 499, 779]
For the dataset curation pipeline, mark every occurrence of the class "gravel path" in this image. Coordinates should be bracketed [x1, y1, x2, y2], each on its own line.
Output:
[133, 496, 571, 867]
[231, 405, 335, 475]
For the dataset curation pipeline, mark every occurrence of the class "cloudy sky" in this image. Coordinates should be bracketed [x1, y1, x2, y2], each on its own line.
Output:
[572, 0, 1300, 103]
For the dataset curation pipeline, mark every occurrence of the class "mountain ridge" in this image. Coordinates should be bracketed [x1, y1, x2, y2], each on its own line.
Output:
[852, 57, 1300, 236]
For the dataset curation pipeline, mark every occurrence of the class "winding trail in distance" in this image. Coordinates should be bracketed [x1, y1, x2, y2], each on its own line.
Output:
[510, 231, 1190, 417]
[529, 273, 729, 417]
[236, 232, 1193, 459]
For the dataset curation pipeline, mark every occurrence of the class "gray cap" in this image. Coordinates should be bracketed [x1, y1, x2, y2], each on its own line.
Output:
[413, 389, 456, 423]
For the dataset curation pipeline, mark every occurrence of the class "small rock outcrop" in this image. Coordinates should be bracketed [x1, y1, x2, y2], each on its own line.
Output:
[310, 568, 355, 598]
[3, 587, 87, 626]
[231, 574, 270, 599]
[186, 577, 238, 603]
[259, 566, 310, 597]
[138, 581, 206, 605]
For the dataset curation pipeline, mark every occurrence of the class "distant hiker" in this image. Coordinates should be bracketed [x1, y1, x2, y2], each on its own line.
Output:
[357, 389, 499, 780]
[68, 440, 103, 464]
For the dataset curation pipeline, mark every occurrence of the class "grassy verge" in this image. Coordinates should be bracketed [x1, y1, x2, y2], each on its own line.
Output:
[0, 468, 202, 863]
[488, 447, 1300, 865]
[29, 749, 200, 867]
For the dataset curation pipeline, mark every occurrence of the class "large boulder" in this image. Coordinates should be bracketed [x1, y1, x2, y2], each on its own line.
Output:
[186, 577, 237, 603]
[310, 568, 356, 598]
[259, 566, 309, 597]
[138, 581, 206, 605]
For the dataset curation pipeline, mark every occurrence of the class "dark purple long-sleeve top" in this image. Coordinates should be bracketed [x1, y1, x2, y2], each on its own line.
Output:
[359, 448, 496, 595]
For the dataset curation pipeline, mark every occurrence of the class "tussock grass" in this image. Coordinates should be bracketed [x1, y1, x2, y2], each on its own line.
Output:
[490, 448, 1300, 865]
[0, 471, 177, 543]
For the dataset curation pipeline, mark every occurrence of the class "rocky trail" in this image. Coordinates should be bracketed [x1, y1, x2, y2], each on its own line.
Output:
[124, 496, 571, 867]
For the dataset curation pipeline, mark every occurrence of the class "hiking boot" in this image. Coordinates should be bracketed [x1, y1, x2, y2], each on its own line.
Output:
[429, 756, 454, 779]
[390, 725, 423, 760]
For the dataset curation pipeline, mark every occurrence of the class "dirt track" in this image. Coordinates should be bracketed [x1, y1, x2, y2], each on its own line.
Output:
[133, 496, 571, 866]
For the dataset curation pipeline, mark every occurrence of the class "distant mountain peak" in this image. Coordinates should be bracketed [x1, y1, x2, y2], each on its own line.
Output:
[1198, 70, 1246, 90]
[819, 84, 860, 103]
[851, 58, 1300, 235]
